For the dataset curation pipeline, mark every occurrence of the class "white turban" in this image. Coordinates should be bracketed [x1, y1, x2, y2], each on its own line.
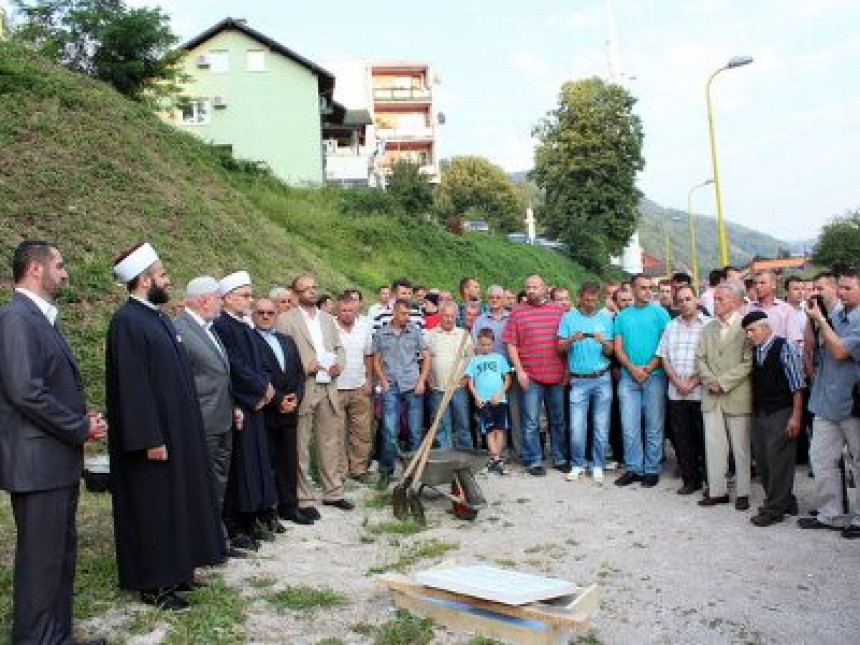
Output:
[113, 243, 159, 283]
[218, 271, 251, 296]
[185, 276, 220, 298]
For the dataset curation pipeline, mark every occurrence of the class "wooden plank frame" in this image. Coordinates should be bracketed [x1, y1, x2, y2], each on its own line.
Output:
[378, 573, 599, 645]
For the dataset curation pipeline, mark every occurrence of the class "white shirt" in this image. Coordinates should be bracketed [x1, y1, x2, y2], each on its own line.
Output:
[336, 318, 372, 389]
[15, 287, 58, 325]
[299, 306, 326, 356]
[184, 307, 223, 356]
[425, 326, 473, 391]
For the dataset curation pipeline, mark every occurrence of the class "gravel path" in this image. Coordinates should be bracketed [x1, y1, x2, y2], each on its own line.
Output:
[199, 457, 858, 644]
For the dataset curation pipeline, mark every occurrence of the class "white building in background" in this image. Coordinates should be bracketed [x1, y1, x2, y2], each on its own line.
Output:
[325, 60, 442, 187]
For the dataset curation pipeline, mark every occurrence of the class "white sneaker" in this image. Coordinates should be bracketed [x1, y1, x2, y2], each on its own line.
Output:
[592, 467, 604, 484]
[604, 460, 618, 471]
[565, 466, 584, 482]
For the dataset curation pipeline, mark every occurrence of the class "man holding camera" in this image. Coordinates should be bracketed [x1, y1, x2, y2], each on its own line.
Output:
[799, 269, 860, 539]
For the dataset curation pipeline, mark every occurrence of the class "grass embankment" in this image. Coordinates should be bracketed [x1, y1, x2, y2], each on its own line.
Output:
[0, 40, 598, 640]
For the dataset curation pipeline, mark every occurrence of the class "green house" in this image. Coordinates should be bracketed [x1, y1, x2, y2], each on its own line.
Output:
[171, 18, 335, 184]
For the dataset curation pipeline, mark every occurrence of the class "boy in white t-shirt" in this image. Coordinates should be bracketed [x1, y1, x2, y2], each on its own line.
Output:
[465, 328, 512, 474]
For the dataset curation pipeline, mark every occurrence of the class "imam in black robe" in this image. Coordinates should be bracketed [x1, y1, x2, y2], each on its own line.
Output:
[211, 311, 277, 525]
[105, 298, 225, 591]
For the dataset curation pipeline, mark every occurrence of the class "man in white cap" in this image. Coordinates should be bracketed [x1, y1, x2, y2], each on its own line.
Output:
[173, 276, 243, 554]
[106, 243, 225, 611]
[211, 271, 279, 548]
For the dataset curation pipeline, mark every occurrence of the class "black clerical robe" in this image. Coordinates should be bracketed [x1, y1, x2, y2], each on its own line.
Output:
[212, 311, 277, 516]
[106, 298, 225, 591]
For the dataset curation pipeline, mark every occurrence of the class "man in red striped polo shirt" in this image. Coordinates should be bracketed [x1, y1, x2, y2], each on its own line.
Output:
[503, 275, 568, 476]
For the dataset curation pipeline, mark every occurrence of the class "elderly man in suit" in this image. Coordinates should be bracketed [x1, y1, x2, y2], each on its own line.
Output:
[252, 298, 313, 526]
[276, 273, 351, 516]
[173, 276, 242, 552]
[696, 280, 754, 511]
[0, 241, 107, 644]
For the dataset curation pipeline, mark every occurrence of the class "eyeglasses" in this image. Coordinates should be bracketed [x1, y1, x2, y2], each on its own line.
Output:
[256, 310, 276, 316]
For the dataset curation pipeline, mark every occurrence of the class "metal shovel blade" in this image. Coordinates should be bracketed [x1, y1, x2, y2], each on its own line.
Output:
[406, 489, 426, 526]
[391, 479, 411, 520]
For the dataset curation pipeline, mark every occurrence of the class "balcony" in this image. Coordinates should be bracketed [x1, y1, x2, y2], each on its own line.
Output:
[325, 153, 371, 184]
[373, 87, 431, 102]
[375, 127, 434, 141]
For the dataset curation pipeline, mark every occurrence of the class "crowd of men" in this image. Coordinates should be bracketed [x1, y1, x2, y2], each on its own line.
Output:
[1, 239, 858, 643]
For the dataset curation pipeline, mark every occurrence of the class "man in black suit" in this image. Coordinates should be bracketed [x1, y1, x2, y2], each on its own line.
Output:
[252, 298, 314, 526]
[0, 241, 107, 644]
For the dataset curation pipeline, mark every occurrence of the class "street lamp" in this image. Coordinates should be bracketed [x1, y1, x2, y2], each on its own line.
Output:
[687, 179, 714, 290]
[706, 55, 753, 266]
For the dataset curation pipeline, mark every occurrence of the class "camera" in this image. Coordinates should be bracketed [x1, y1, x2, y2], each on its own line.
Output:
[806, 294, 826, 312]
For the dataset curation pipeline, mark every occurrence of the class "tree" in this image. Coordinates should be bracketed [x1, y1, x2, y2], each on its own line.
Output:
[531, 77, 645, 271]
[813, 208, 860, 268]
[436, 156, 523, 232]
[386, 160, 434, 217]
[12, 0, 181, 101]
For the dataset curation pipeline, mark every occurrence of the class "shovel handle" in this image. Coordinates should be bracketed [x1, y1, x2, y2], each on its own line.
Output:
[400, 329, 471, 482]
[409, 331, 471, 492]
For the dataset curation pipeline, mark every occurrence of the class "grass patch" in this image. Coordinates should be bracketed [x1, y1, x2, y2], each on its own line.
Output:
[127, 573, 247, 644]
[267, 585, 349, 613]
[366, 519, 424, 536]
[247, 574, 278, 589]
[374, 609, 434, 645]
[367, 539, 459, 575]
[469, 637, 504, 645]
[364, 488, 393, 509]
[573, 630, 604, 644]
[493, 558, 518, 569]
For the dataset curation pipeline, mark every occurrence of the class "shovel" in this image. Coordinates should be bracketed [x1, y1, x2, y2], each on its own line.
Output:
[392, 331, 471, 521]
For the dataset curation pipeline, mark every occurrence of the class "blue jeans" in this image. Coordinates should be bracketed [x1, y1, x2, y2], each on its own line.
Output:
[569, 373, 612, 468]
[380, 385, 424, 475]
[618, 371, 667, 475]
[428, 387, 473, 449]
[520, 380, 566, 468]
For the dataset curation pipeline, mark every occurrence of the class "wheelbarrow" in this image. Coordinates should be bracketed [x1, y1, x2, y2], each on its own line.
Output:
[399, 448, 487, 521]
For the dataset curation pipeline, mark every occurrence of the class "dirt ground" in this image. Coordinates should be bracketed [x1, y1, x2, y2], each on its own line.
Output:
[97, 452, 858, 645]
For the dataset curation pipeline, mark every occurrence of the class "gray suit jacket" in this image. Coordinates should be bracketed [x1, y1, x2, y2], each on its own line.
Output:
[0, 292, 89, 492]
[174, 310, 233, 436]
[696, 313, 753, 415]
[275, 307, 344, 415]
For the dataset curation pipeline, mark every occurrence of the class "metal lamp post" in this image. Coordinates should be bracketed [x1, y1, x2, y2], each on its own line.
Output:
[687, 179, 714, 290]
[706, 55, 753, 266]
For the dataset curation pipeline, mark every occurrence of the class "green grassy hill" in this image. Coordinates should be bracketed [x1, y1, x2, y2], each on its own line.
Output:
[637, 198, 788, 274]
[0, 41, 596, 404]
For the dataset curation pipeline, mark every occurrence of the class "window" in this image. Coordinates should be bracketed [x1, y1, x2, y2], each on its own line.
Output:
[209, 50, 229, 73]
[247, 50, 265, 72]
[181, 99, 210, 125]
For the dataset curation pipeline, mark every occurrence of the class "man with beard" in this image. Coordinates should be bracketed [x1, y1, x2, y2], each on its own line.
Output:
[106, 243, 225, 611]
[0, 241, 108, 644]
[212, 272, 279, 548]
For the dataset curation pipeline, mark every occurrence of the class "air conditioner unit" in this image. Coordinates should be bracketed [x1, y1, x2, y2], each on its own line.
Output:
[196, 55, 210, 68]
[212, 95, 228, 108]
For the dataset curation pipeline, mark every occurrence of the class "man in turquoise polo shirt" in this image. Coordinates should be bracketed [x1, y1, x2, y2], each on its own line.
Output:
[613, 274, 670, 487]
[557, 282, 615, 483]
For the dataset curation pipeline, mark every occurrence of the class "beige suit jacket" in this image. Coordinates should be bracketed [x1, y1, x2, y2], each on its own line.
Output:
[276, 307, 345, 414]
[695, 314, 753, 414]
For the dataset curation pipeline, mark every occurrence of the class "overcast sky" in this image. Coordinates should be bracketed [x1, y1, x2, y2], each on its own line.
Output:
[15, 0, 859, 241]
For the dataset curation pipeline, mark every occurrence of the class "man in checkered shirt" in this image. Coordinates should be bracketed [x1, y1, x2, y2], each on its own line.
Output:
[657, 285, 711, 495]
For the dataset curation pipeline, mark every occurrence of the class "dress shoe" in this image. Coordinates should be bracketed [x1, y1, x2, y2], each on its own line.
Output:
[553, 462, 571, 474]
[750, 512, 783, 527]
[301, 506, 322, 521]
[323, 498, 355, 511]
[797, 516, 842, 531]
[174, 579, 205, 593]
[640, 474, 659, 488]
[786, 500, 799, 516]
[528, 465, 546, 477]
[614, 471, 641, 487]
[252, 522, 276, 542]
[735, 496, 750, 511]
[227, 546, 250, 559]
[140, 589, 190, 612]
[676, 483, 701, 495]
[841, 525, 860, 539]
[280, 508, 314, 525]
[230, 533, 259, 551]
[698, 494, 730, 507]
[265, 517, 286, 534]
